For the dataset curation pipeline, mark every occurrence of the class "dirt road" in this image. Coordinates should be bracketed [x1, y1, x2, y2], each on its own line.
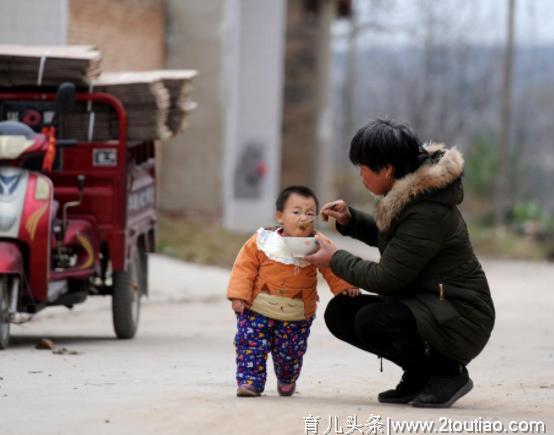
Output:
[1, 250, 553, 435]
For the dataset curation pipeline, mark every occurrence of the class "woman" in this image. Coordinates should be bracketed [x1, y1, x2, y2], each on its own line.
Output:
[305, 119, 495, 408]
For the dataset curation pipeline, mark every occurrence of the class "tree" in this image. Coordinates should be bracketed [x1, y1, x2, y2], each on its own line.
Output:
[494, 0, 516, 225]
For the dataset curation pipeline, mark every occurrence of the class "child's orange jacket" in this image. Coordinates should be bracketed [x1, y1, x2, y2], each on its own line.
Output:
[227, 228, 354, 319]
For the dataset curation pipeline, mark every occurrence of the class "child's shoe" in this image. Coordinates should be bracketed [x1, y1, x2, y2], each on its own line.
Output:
[236, 384, 261, 397]
[277, 382, 296, 396]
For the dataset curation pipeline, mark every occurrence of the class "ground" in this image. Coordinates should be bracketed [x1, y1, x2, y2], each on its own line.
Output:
[1, 236, 553, 435]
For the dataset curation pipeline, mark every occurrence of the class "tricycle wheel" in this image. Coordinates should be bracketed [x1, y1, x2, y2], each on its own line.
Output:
[139, 245, 148, 295]
[112, 250, 142, 339]
[0, 275, 11, 350]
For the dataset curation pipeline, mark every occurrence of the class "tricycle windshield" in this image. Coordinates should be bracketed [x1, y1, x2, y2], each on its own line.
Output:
[0, 120, 45, 160]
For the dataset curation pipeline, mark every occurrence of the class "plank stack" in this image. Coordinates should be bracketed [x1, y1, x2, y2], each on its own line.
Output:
[0, 45, 101, 87]
[0, 45, 197, 143]
[156, 70, 198, 136]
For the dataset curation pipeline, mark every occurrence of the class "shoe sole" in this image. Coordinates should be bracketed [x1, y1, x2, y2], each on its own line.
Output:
[412, 378, 473, 408]
[236, 388, 261, 397]
[378, 394, 418, 404]
[278, 384, 296, 396]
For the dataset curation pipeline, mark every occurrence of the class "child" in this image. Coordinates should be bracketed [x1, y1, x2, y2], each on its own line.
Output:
[227, 185, 359, 397]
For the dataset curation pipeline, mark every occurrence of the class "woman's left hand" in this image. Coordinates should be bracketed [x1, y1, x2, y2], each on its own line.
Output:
[304, 232, 338, 268]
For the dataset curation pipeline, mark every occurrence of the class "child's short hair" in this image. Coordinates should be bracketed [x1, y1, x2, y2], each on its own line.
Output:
[276, 185, 319, 213]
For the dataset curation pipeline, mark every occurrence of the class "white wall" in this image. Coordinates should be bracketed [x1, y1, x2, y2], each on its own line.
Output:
[222, 0, 286, 232]
[0, 0, 68, 44]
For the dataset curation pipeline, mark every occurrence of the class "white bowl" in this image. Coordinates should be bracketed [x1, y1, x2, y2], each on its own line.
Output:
[282, 237, 318, 258]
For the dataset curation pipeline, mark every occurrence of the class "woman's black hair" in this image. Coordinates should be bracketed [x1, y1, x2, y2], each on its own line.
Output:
[349, 119, 427, 179]
[276, 185, 319, 213]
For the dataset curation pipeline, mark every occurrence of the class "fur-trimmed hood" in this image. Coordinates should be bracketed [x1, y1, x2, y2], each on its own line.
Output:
[375, 143, 465, 232]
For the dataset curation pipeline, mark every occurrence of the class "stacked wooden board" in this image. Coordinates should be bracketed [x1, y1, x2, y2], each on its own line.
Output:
[155, 70, 198, 135]
[61, 70, 197, 142]
[0, 45, 101, 86]
[65, 71, 169, 142]
[0, 45, 197, 143]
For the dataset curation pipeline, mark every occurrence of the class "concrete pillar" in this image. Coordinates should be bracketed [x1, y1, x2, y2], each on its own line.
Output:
[222, 0, 286, 232]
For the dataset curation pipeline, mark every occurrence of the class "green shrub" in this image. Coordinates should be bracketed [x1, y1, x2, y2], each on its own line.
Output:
[464, 133, 498, 199]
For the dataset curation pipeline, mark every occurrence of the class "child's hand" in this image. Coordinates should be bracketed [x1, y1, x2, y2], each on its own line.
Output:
[342, 288, 360, 298]
[231, 299, 246, 313]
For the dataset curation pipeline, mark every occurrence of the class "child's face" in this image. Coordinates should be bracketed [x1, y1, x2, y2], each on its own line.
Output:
[276, 193, 317, 237]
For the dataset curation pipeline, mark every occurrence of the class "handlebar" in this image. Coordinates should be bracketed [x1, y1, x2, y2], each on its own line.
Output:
[56, 139, 78, 147]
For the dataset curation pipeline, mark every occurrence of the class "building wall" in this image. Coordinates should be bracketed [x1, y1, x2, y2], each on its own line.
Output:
[67, 0, 165, 71]
[0, 0, 68, 44]
[159, 0, 226, 219]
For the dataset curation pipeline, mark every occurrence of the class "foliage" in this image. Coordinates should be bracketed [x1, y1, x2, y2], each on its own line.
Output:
[511, 201, 554, 236]
[463, 133, 498, 199]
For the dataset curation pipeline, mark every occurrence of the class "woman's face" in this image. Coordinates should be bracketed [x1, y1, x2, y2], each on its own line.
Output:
[359, 164, 395, 196]
[276, 193, 317, 237]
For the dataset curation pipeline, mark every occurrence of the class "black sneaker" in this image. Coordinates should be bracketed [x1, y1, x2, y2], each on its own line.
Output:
[411, 367, 473, 408]
[378, 369, 429, 404]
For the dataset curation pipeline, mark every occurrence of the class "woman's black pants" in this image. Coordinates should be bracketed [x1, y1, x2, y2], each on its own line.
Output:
[324, 294, 462, 376]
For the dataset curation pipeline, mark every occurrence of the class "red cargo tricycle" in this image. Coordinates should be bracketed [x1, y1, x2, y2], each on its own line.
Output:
[0, 83, 156, 349]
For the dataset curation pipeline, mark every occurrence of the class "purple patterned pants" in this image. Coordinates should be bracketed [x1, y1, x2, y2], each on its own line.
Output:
[234, 308, 314, 392]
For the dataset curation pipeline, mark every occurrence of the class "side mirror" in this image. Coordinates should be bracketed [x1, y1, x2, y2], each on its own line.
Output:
[55, 82, 76, 115]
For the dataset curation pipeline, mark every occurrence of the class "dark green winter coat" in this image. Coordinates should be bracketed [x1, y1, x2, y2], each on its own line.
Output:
[330, 143, 495, 365]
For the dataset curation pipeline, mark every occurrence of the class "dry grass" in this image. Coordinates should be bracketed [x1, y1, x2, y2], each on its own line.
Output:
[462, 198, 554, 261]
[468, 223, 553, 261]
[157, 214, 553, 268]
[157, 214, 250, 268]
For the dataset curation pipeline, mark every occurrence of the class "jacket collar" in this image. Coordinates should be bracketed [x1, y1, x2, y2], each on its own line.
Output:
[256, 227, 310, 267]
[374, 143, 464, 233]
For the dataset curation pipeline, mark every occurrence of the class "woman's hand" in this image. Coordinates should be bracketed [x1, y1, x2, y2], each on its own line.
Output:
[320, 200, 351, 226]
[342, 288, 360, 297]
[304, 232, 338, 268]
[231, 299, 246, 314]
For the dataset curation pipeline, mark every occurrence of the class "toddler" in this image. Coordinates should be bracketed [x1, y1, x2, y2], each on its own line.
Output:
[227, 185, 359, 397]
